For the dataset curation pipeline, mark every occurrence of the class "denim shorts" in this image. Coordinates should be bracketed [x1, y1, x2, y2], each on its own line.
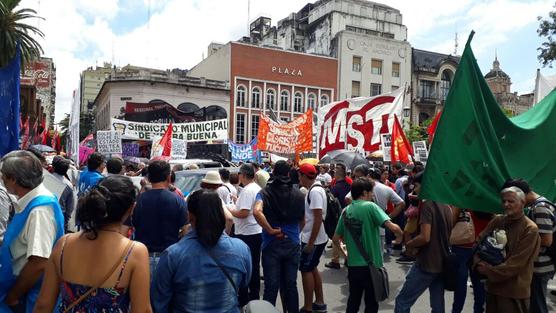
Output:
[299, 242, 326, 272]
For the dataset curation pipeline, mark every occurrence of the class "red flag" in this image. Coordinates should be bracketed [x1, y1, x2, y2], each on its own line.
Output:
[160, 123, 173, 157]
[427, 110, 442, 144]
[41, 128, 49, 145]
[391, 114, 413, 164]
[55, 131, 61, 151]
[40, 118, 46, 132]
[21, 118, 30, 149]
[51, 130, 60, 151]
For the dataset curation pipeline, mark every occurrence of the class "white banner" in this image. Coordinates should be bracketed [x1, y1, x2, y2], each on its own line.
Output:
[318, 88, 404, 158]
[109, 118, 228, 142]
[68, 86, 81, 165]
[97, 130, 122, 154]
[412, 140, 428, 163]
[381, 134, 391, 162]
[171, 139, 187, 160]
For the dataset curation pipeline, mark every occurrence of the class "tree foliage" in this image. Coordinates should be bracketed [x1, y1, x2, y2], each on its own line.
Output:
[538, 4, 556, 67]
[0, 0, 44, 67]
[406, 119, 432, 143]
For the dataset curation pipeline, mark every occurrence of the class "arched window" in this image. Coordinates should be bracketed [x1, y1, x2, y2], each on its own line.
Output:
[266, 89, 276, 110]
[320, 94, 329, 107]
[294, 92, 304, 112]
[236, 85, 246, 107]
[280, 90, 290, 111]
[251, 87, 261, 108]
[440, 70, 453, 100]
[307, 93, 317, 111]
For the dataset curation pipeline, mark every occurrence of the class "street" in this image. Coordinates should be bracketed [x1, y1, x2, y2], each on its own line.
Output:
[275, 245, 556, 312]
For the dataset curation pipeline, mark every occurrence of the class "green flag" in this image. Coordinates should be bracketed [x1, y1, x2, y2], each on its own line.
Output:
[421, 31, 556, 213]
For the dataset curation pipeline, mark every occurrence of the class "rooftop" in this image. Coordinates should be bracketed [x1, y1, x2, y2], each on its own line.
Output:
[413, 48, 460, 73]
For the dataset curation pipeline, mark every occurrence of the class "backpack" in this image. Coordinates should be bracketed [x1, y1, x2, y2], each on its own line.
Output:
[530, 198, 556, 265]
[307, 184, 342, 239]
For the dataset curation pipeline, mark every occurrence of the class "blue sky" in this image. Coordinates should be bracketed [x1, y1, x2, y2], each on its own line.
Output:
[18, 0, 556, 122]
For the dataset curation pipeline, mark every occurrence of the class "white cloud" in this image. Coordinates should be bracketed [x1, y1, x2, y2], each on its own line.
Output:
[15, 0, 554, 122]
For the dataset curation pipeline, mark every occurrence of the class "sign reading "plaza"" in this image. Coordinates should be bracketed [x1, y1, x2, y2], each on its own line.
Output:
[271, 66, 303, 77]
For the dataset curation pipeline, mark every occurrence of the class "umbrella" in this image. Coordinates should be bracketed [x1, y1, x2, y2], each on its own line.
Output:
[319, 149, 351, 164]
[331, 151, 369, 171]
[299, 158, 319, 166]
[30, 144, 55, 153]
[124, 156, 142, 164]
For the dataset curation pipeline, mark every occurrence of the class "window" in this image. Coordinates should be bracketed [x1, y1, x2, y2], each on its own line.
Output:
[236, 114, 246, 143]
[281, 117, 290, 123]
[251, 87, 261, 108]
[352, 56, 361, 72]
[236, 85, 246, 107]
[320, 94, 329, 107]
[294, 92, 304, 112]
[251, 115, 260, 140]
[441, 70, 453, 100]
[352, 81, 361, 97]
[420, 80, 436, 99]
[371, 83, 382, 96]
[371, 59, 382, 75]
[280, 90, 290, 111]
[392, 62, 400, 78]
[307, 93, 317, 111]
[391, 85, 399, 92]
[266, 89, 276, 110]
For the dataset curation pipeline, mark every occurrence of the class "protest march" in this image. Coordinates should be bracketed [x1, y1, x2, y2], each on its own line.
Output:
[1, 1, 556, 313]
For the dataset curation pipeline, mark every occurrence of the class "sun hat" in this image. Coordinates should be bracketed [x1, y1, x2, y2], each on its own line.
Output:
[201, 170, 224, 185]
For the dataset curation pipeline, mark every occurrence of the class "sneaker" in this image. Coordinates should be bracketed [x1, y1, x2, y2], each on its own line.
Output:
[324, 261, 340, 269]
[395, 255, 415, 264]
[312, 302, 327, 313]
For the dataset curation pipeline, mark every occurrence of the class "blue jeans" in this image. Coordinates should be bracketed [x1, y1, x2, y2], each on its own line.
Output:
[262, 238, 301, 313]
[395, 264, 445, 313]
[451, 246, 485, 313]
[149, 255, 161, 282]
[530, 272, 553, 313]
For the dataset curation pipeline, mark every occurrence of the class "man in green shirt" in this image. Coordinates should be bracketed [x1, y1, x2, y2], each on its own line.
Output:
[333, 178, 403, 313]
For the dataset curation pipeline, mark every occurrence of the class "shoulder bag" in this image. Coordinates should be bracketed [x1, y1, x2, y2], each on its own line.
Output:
[205, 247, 239, 296]
[449, 209, 475, 245]
[432, 202, 458, 292]
[342, 211, 389, 302]
[63, 240, 134, 313]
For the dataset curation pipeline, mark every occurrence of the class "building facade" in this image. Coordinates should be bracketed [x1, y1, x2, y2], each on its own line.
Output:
[80, 63, 113, 113]
[188, 42, 338, 145]
[484, 56, 534, 115]
[410, 49, 459, 125]
[20, 57, 56, 128]
[94, 70, 230, 132]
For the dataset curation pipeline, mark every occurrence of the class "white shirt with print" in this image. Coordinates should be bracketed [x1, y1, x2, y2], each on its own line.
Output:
[233, 182, 262, 235]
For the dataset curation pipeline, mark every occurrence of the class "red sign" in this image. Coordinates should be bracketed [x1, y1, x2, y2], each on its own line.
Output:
[257, 110, 313, 155]
[20, 60, 52, 88]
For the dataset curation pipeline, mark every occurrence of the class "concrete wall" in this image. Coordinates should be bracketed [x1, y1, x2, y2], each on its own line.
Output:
[187, 44, 231, 82]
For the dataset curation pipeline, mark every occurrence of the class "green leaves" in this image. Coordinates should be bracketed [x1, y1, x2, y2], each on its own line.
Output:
[0, 0, 44, 68]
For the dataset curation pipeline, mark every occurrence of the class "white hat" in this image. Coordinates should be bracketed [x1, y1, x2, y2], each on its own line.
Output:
[201, 170, 223, 185]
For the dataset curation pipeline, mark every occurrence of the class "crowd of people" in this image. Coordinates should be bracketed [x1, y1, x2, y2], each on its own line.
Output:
[0, 148, 554, 313]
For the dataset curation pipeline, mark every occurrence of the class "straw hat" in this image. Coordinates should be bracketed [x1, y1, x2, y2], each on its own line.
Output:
[201, 170, 223, 185]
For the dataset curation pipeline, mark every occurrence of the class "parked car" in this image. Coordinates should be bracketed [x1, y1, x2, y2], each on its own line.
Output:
[174, 167, 240, 195]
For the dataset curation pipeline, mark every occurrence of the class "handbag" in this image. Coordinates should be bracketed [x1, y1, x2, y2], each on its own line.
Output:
[449, 210, 475, 245]
[342, 211, 389, 302]
[63, 240, 134, 313]
[432, 202, 457, 292]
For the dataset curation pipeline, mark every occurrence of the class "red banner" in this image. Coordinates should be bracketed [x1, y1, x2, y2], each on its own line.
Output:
[318, 89, 404, 158]
[257, 110, 313, 155]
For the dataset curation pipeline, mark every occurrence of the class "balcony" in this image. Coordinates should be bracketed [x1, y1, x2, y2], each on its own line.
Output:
[415, 95, 443, 106]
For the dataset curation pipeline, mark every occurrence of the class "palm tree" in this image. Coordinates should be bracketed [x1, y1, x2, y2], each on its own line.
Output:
[0, 0, 44, 67]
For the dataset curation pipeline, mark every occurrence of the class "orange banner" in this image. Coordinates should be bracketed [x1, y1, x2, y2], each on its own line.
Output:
[257, 110, 313, 154]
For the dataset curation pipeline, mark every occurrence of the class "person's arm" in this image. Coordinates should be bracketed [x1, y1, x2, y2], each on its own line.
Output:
[33, 236, 65, 312]
[128, 242, 152, 313]
[532, 205, 554, 247]
[384, 220, 403, 244]
[151, 250, 174, 312]
[228, 193, 251, 218]
[253, 200, 283, 238]
[229, 208, 250, 218]
[6, 256, 48, 306]
[304, 210, 323, 253]
[406, 223, 431, 248]
[387, 189, 405, 219]
[477, 226, 541, 283]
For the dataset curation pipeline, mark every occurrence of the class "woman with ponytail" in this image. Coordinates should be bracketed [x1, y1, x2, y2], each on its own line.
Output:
[34, 176, 152, 313]
[152, 189, 252, 313]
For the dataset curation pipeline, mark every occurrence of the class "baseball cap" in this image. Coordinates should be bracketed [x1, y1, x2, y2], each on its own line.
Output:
[298, 163, 317, 179]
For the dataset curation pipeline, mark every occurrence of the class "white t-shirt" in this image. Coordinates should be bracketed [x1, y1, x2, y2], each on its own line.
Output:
[316, 173, 332, 186]
[233, 182, 262, 235]
[11, 184, 58, 275]
[301, 182, 328, 245]
[373, 181, 404, 212]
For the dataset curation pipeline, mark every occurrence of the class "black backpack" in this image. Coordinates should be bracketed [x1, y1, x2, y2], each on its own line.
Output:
[307, 184, 342, 239]
[531, 198, 556, 264]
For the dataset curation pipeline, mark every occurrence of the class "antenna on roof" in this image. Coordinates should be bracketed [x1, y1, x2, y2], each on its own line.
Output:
[247, 0, 251, 35]
[454, 31, 459, 55]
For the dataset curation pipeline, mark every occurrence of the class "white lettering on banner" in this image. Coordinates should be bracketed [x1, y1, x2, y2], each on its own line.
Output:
[110, 118, 228, 142]
[97, 131, 122, 154]
[318, 89, 404, 158]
